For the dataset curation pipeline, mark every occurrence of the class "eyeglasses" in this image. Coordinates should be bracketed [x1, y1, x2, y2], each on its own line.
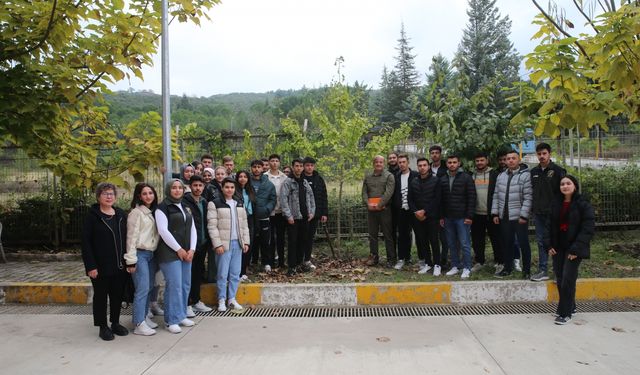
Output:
[100, 192, 115, 197]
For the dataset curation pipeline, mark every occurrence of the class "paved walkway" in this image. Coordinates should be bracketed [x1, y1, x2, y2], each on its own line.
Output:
[0, 311, 638, 374]
[0, 261, 87, 283]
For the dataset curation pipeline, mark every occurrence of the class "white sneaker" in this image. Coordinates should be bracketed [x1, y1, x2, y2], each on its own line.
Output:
[461, 268, 471, 279]
[304, 260, 317, 270]
[240, 274, 250, 282]
[471, 263, 483, 273]
[514, 259, 522, 272]
[134, 321, 156, 336]
[186, 306, 196, 318]
[393, 260, 405, 270]
[494, 264, 504, 274]
[445, 267, 460, 276]
[217, 299, 227, 312]
[180, 318, 195, 327]
[145, 317, 158, 329]
[192, 301, 212, 313]
[433, 265, 442, 276]
[146, 310, 153, 320]
[418, 260, 426, 269]
[417, 264, 432, 274]
[166, 324, 182, 334]
[228, 299, 243, 310]
[264, 265, 272, 273]
[150, 302, 164, 316]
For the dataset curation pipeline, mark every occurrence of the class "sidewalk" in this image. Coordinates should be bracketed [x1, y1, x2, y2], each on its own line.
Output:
[1, 261, 640, 305]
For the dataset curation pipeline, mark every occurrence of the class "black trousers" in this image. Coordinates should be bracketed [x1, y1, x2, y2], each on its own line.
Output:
[415, 217, 441, 266]
[499, 219, 532, 274]
[303, 217, 320, 263]
[90, 271, 126, 327]
[471, 214, 501, 265]
[189, 243, 208, 305]
[553, 250, 581, 317]
[439, 226, 449, 267]
[241, 215, 255, 275]
[206, 247, 217, 283]
[270, 213, 286, 266]
[397, 209, 418, 261]
[287, 219, 308, 269]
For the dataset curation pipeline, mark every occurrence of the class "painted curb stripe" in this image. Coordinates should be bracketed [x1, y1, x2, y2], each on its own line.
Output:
[356, 283, 451, 304]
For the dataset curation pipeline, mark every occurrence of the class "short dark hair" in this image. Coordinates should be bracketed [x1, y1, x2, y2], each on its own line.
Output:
[189, 175, 204, 185]
[496, 148, 509, 158]
[388, 151, 398, 157]
[268, 154, 281, 161]
[261, 158, 269, 163]
[201, 154, 213, 162]
[95, 182, 117, 201]
[222, 155, 233, 163]
[130, 182, 158, 209]
[222, 177, 237, 187]
[429, 145, 442, 153]
[397, 153, 409, 161]
[302, 156, 316, 165]
[536, 142, 552, 153]
[446, 154, 459, 161]
[292, 158, 304, 166]
[474, 152, 488, 159]
[250, 159, 263, 167]
[416, 157, 429, 164]
[506, 149, 519, 157]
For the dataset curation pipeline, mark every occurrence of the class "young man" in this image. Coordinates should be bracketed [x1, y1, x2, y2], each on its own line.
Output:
[280, 159, 316, 276]
[392, 154, 419, 269]
[222, 155, 235, 178]
[183, 175, 213, 316]
[470, 152, 501, 273]
[387, 151, 400, 256]
[492, 150, 533, 279]
[250, 160, 277, 272]
[261, 158, 270, 172]
[387, 151, 400, 175]
[429, 145, 447, 178]
[362, 155, 396, 267]
[302, 157, 328, 270]
[439, 155, 476, 278]
[408, 158, 442, 276]
[530, 143, 566, 281]
[200, 154, 214, 170]
[266, 154, 288, 268]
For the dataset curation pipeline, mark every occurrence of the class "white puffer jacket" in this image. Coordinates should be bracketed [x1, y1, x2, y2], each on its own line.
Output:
[207, 198, 250, 252]
[125, 205, 159, 265]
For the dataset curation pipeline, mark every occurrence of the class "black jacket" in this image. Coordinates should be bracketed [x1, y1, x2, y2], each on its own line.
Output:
[531, 161, 566, 214]
[431, 164, 448, 179]
[251, 174, 276, 219]
[81, 204, 127, 276]
[183, 193, 210, 248]
[204, 182, 222, 202]
[545, 194, 595, 259]
[440, 170, 477, 220]
[408, 173, 441, 220]
[303, 171, 329, 218]
[393, 169, 419, 210]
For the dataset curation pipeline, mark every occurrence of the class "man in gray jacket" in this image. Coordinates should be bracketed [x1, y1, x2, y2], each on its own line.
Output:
[492, 150, 533, 278]
[280, 158, 316, 276]
[362, 155, 396, 267]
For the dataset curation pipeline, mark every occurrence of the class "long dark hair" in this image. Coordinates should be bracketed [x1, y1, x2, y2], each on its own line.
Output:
[130, 182, 159, 210]
[236, 170, 256, 203]
[561, 174, 581, 201]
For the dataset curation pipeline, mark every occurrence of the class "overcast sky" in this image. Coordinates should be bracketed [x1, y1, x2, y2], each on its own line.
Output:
[109, 0, 583, 96]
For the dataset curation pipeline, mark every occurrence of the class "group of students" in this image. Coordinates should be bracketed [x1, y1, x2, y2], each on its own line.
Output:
[81, 154, 329, 340]
[363, 143, 595, 325]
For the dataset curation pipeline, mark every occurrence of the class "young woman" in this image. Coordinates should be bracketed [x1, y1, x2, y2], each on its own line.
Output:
[180, 164, 195, 192]
[546, 175, 595, 325]
[283, 165, 292, 178]
[192, 160, 204, 175]
[202, 167, 216, 202]
[125, 183, 160, 336]
[81, 183, 129, 341]
[207, 177, 250, 312]
[155, 179, 197, 333]
[236, 170, 256, 281]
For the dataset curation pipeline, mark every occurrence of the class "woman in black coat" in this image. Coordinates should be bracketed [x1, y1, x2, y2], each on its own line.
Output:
[81, 182, 129, 341]
[545, 175, 595, 325]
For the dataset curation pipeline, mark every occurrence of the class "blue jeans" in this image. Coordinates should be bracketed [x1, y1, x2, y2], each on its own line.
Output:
[132, 250, 156, 325]
[445, 218, 472, 270]
[216, 240, 242, 301]
[534, 214, 550, 272]
[159, 259, 191, 325]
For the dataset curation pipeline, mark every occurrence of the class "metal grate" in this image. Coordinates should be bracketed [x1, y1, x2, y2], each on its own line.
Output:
[0, 301, 639, 317]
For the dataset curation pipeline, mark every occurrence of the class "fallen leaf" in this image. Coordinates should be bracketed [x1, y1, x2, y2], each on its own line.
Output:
[604, 260, 614, 265]
[376, 337, 391, 343]
[576, 361, 589, 366]
[612, 327, 626, 333]
[613, 264, 633, 271]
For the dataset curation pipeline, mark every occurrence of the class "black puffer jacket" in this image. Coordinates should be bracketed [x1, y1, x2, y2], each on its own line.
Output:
[81, 204, 127, 276]
[439, 170, 477, 220]
[531, 161, 566, 214]
[393, 169, 419, 210]
[408, 173, 441, 219]
[545, 194, 595, 259]
[183, 193, 210, 248]
[303, 171, 329, 217]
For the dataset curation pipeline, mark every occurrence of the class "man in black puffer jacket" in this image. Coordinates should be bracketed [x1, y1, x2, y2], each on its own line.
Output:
[439, 155, 476, 278]
[302, 157, 328, 270]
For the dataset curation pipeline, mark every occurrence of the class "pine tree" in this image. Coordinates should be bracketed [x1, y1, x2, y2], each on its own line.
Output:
[393, 23, 420, 104]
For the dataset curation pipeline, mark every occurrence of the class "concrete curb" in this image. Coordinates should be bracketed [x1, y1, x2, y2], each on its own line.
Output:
[1, 278, 639, 305]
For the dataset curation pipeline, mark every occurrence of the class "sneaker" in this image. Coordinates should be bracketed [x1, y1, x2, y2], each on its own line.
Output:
[522, 272, 531, 280]
[192, 301, 212, 312]
[554, 316, 571, 325]
[146, 310, 154, 320]
[461, 268, 471, 279]
[180, 318, 195, 327]
[286, 268, 297, 277]
[471, 263, 483, 273]
[240, 274, 250, 282]
[304, 260, 317, 270]
[494, 270, 512, 278]
[150, 302, 164, 316]
[166, 324, 182, 334]
[99, 325, 114, 341]
[111, 323, 129, 336]
[445, 267, 459, 276]
[228, 299, 243, 310]
[145, 317, 158, 329]
[134, 321, 156, 336]
[218, 299, 227, 312]
[433, 265, 442, 276]
[393, 260, 405, 270]
[417, 264, 432, 274]
[494, 264, 504, 274]
[264, 265, 272, 273]
[366, 254, 379, 266]
[186, 306, 196, 318]
[418, 260, 426, 269]
[530, 271, 550, 282]
[514, 259, 522, 272]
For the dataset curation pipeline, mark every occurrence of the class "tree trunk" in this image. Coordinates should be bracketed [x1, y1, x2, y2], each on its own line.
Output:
[337, 180, 343, 250]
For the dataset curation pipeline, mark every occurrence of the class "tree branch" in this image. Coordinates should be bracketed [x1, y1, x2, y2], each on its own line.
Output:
[75, 71, 105, 99]
[531, 0, 590, 58]
[4, 0, 58, 61]
[572, 0, 599, 33]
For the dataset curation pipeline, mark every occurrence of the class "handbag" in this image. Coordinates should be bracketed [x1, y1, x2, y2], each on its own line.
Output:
[121, 271, 135, 307]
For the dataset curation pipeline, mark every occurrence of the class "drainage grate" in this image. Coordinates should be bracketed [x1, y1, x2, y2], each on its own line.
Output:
[0, 301, 639, 317]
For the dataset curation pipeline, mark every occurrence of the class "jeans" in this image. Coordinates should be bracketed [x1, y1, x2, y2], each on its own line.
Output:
[414, 217, 441, 266]
[445, 218, 472, 270]
[241, 215, 254, 275]
[216, 240, 242, 301]
[534, 214, 550, 272]
[132, 250, 156, 325]
[189, 243, 208, 305]
[500, 220, 532, 274]
[159, 259, 191, 325]
[270, 213, 286, 266]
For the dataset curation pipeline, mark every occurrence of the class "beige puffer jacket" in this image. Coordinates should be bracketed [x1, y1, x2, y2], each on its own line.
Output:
[207, 198, 250, 252]
[125, 205, 159, 265]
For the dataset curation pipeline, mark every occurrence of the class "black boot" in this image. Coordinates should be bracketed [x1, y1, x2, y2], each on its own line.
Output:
[111, 323, 129, 336]
[99, 325, 114, 341]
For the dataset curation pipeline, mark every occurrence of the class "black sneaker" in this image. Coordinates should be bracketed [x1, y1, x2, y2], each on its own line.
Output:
[99, 325, 114, 341]
[522, 273, 531, 280]
[286, 268, 297, 277]
[111, 323, 129, 336]
[494, 270, 512, 278]
[554, 316, 571, 325]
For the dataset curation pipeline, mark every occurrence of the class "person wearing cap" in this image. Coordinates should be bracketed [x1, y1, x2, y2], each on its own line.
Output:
[301, 156, 328, 271]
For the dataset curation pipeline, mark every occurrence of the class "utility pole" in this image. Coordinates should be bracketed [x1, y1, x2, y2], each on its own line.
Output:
[161, 0, 172, 184]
